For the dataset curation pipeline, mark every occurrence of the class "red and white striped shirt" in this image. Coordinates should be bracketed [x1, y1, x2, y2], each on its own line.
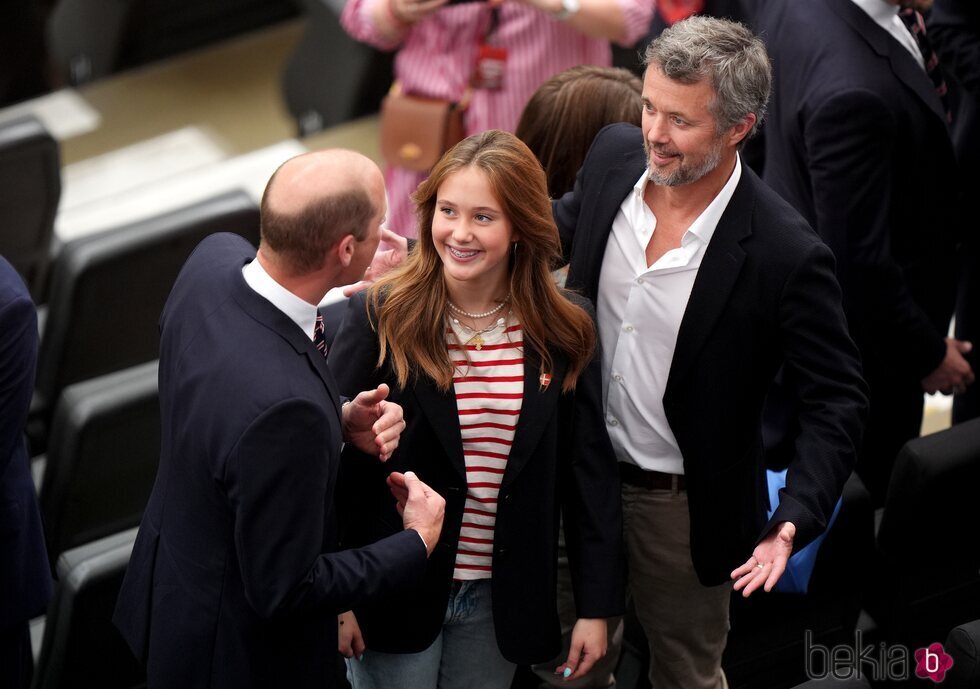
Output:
[340, 0, 654, 237]
[447, 319, 524, 580]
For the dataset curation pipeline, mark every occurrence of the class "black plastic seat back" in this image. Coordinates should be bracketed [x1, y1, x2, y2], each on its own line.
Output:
[32, 527, 145, 689]
[944, 619, 980, 689]
[872, 418, 980, 646]
[40, 361, 160, 563]
[40, 362, 160, 565]
[281, 0, 393, 135]
[0, 114, 60, 302]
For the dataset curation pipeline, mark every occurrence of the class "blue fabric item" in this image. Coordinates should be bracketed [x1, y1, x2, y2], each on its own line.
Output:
[766, 469, 842, 594]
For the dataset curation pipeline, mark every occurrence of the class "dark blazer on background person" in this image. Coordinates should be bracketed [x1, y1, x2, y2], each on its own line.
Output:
[756, 0, 962, 495]
[930, 0, 980, 423]
[931, 0, 980, 170]
[113, 233, 427, 689]
[328, 290, 624, 665]
[553, 123, 868, 586]
[0, 256, 51, 637]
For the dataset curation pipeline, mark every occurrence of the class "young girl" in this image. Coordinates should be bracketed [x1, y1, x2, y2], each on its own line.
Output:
[328, 130, 622, 689]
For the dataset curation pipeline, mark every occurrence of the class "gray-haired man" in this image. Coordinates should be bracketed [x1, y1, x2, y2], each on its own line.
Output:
[554, 17, 868, 689]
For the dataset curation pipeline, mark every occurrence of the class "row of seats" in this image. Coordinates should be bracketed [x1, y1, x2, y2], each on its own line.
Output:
[10, 156, 262, 456]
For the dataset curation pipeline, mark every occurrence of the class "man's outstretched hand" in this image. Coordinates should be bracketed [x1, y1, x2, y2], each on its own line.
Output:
[731, 521, 796, 597]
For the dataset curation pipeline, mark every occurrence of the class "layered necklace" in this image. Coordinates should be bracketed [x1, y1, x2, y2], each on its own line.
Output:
[448, 294, 510, 351]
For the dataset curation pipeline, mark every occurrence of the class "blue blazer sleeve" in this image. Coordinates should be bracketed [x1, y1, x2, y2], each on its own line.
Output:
[0, 260, 52, 626]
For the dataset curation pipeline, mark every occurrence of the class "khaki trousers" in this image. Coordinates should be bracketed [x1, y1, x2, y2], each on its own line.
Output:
[622, 483, 731, 689]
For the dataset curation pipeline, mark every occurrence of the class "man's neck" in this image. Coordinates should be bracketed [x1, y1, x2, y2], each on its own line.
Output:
[256, 250, 328, 306]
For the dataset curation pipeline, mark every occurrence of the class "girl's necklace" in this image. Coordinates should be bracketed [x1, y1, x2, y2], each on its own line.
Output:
[447, 294, 510, 320]
[450, 316, 506, 351]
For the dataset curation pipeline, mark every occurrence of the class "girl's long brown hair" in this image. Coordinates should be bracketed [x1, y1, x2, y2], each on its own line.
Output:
[368, 130, 595, 393]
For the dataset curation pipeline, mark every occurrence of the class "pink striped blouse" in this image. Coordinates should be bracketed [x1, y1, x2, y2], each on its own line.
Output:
[447, 320, 524, 580]
[341, 0, 654, 237]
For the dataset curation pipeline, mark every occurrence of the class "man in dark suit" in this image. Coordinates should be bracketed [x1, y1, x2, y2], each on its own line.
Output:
[113, 149, 446, 689]
[554, 17, 867, 689]
[930, 0, 980, 423]
[756, 0, 974, 505]
[0, 256, 51, 689]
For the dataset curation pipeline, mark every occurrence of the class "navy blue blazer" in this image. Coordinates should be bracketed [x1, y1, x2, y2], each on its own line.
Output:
[554, 123, 868, 586]
[0, 256, 51, 631]
[329, 291, 624, 665]
[757, 0, 961, 384]
[113, 234, 428, 689]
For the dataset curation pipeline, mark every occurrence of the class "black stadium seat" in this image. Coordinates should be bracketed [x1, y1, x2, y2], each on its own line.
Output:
[27, 190, 259, 455]
[37, 361, 160, 566]
[944, 619, 980, 689]
[869, 417, 980, 649]
[32, 527, 145, 689]
[281, 0, 393, 135]
[0, 114, 60, 302]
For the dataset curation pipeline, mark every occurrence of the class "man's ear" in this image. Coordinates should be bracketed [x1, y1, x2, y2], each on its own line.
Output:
[335, 234, 356, 268]
[728, 112, 757, 148]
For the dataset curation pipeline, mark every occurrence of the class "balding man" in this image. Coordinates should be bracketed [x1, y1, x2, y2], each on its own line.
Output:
[113, 150, 445, 689]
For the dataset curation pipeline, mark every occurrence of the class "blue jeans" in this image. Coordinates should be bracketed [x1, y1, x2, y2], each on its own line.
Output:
[347, 579, 516, 689]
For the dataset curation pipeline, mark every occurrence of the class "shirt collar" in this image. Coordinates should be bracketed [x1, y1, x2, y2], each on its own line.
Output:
[850, 0, 899, 24]
[688, 154, 741, 245]
[242, 258, 319, 341]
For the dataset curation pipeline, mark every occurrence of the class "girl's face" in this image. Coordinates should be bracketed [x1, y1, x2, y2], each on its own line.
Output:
[431, 165, 515, 297]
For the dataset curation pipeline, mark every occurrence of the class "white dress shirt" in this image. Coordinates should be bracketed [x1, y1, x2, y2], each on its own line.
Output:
[242, 259, 320, 341]
[597, 156, 742, 474]
[850, 0, 925, 70]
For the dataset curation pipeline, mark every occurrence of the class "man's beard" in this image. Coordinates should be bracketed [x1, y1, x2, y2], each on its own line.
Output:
[645, 136, 724, 187]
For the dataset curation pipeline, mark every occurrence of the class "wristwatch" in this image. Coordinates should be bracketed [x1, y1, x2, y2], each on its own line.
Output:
[555, 0, 580, 21]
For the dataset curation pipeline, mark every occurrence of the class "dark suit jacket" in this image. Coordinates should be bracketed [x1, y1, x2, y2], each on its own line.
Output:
[930, 0, 980, 173]
[554, 123, 868, 586]
[0, 256, 51, 631]
[113, 233, 427, 689]
[757, 0, 960, 389]
[328, 291, 624, 665]
[930, 0, 980, 423]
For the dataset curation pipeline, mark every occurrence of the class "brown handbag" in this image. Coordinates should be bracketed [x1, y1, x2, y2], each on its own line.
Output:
[379, 84, 467, 172]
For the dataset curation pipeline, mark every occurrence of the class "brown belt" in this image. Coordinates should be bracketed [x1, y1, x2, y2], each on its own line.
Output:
[619, 462, 686, 491]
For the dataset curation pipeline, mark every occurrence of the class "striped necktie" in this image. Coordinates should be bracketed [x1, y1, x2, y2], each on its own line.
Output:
[313, 314, 327, 358]
[899, 8, 952, 124]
